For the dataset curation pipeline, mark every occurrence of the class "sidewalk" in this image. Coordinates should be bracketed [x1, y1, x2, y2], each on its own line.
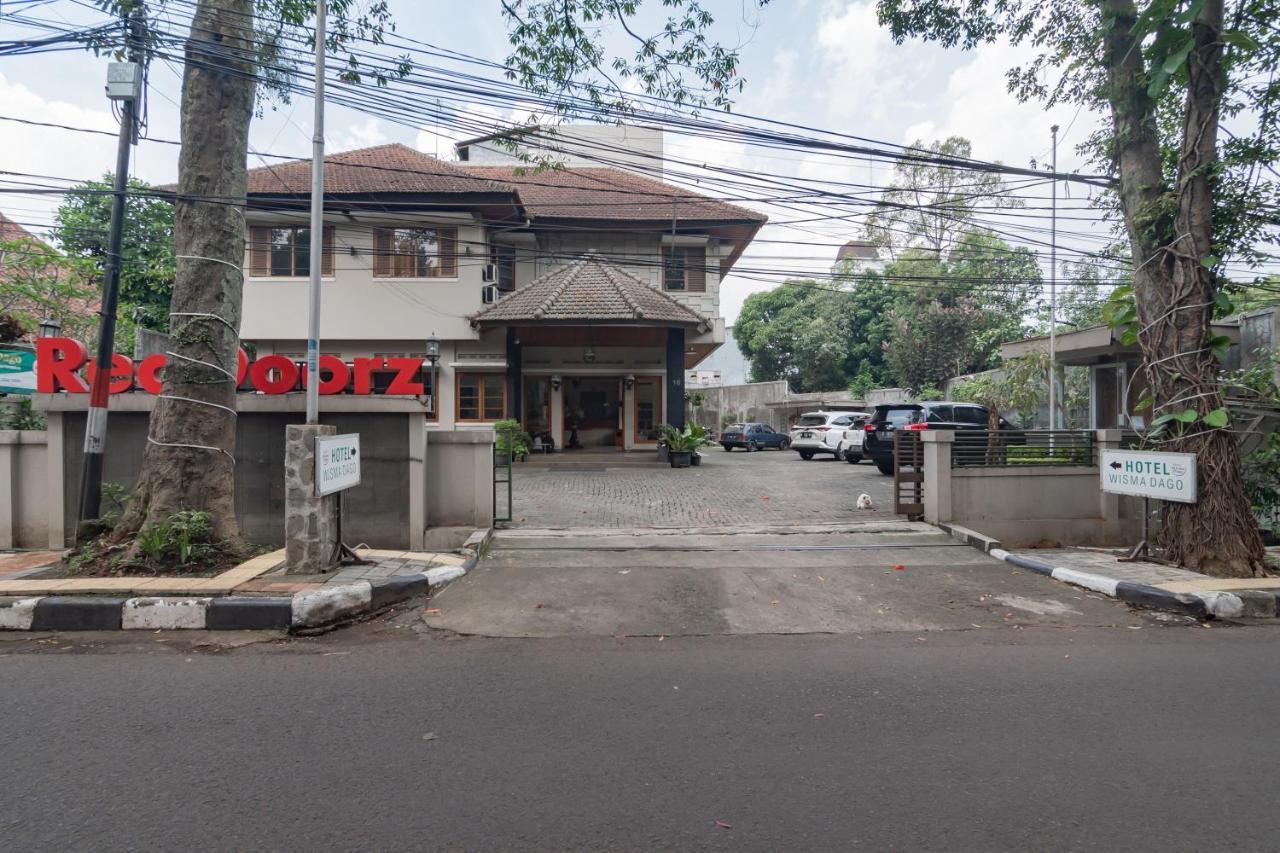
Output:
[938, 523, 1280, 619]
[0, 536, 485, 632]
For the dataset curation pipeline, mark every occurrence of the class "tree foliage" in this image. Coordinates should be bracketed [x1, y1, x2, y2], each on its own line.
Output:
[875, 0, 1275, 575]
[53, 174, 175, 334]
[864, 136, 1022, 257]
[0, 236, 97, 343]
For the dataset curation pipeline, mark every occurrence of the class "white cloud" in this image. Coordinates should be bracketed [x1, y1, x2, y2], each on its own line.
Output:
[0, 72, 180, 236]
[330, 116, 388, 152]
[900, 41, 1102, 171]
[815, 1, 920, 125]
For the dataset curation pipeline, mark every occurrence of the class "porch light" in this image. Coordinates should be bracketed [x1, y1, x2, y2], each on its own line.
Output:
[38, 317, 62, 338]
[624, 374, 635, 390]
[424, 335, 440, 365]
[551, 375, 562, 392]
[583, 347, 597, 364]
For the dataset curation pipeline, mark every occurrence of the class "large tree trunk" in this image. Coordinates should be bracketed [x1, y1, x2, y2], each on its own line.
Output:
[111, 0, 257, 545]
[1102, 0, 1265, 577]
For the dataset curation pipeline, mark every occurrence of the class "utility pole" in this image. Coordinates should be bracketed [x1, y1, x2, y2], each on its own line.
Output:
[305, 0, 326, 425]
[78, 1, 144, 527]
[1048, 123, 1059, 430]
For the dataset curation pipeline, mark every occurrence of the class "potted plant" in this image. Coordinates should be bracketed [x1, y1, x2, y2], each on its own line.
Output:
[493, 418, 530, 464]
[660, 423, 714, 469]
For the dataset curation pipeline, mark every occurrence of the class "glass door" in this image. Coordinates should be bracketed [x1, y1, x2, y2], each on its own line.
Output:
[524, 376, 552, 450]
[632, 376, 663, 444]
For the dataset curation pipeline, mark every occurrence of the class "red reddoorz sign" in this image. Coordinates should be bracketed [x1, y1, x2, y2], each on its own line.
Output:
[36, 337, 430, 396]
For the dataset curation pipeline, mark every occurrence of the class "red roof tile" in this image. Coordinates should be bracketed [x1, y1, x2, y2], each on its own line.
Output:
[245, 143, 512, 196]
[465, 166, 767, 223]
[473, 254, 708, 327]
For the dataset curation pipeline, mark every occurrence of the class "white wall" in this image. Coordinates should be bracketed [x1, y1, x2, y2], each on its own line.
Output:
[461, 125, 664, 175]
[241, 215, 487, 343]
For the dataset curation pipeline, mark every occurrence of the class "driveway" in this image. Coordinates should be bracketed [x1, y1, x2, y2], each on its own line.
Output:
[510, 446, 895, 528]
[436, 447, 1142, 637]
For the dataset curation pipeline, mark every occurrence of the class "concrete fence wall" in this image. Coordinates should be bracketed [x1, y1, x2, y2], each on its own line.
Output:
[0, 430, 49, 549]
[32, 394, 494, 551]
[922, 429, 1142, 548]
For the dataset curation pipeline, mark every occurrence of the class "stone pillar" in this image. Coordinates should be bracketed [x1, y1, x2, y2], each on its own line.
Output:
[1096, 429, 1123, 521]
[285, 423, 338, 573]
[921, 431, 955, 524]
[666, 327, 685, 430]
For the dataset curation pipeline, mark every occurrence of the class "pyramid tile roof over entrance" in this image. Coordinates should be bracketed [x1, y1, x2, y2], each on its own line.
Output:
[465, 166, 766, 223]
[473, 255, 709, 327]
[244, 143, 512, 196]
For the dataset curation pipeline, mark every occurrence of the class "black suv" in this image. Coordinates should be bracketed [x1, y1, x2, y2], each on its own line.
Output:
[863, 402, 1013, 475]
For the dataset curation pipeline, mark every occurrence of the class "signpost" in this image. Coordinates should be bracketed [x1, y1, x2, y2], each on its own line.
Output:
[316, 433, 360, 497]
[0, 346, 37, 394]
[313, 432, 367, 567]
[1101, 448, 1198, 560]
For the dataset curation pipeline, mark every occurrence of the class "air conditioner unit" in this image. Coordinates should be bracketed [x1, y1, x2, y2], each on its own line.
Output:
[482, 285, 500, 304]
[481, 263, 498, 283]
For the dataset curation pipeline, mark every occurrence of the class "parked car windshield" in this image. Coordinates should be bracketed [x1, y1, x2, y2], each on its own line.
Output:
[797, 415, 828, 427]
[874, 407, 921, 427]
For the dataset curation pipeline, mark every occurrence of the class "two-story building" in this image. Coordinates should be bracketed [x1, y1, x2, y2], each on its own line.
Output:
[238, 138, 766, 451]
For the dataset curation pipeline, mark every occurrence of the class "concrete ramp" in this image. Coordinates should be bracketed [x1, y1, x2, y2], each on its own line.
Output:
[426, 525, 1143, 637]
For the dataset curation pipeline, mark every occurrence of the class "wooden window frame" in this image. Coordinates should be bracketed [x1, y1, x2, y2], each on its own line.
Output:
[373, 226, 459, 279]
[456, 371, 507, 423]
[248, 225, 334, 278]
[661, 245, 707, 292]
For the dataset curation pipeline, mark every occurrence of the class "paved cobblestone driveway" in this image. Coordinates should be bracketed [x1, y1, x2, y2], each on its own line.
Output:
[510, 447, 895, 528]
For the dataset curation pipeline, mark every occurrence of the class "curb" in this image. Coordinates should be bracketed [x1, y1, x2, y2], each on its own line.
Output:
[935, 522, 1276, 619]
[0, 540, 485, 633]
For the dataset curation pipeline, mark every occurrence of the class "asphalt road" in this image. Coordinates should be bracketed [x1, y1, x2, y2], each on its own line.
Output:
[3, 620, 1279, 852]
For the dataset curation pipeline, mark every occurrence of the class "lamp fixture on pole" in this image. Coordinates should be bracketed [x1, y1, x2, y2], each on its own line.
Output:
[424, 333, 440, 416]
[38, 317, 62, 338]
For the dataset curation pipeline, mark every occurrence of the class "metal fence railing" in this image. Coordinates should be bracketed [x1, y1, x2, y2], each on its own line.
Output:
[950, 430, 1097, 468]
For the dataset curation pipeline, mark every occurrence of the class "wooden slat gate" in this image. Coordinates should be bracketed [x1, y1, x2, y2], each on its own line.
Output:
[893, 431, 924, 519]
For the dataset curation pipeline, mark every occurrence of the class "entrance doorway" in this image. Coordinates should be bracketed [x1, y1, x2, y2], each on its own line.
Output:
[563, 377, 622, 449]
[632, 375, 663, 445]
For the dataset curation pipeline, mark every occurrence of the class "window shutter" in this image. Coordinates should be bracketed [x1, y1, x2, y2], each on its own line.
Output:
[439, 228, 458, 277]
[321, 225, 335, 277]
[686, 247, 706, 292]
[249, 226, 269, 277]
[372, 228, 390, 277]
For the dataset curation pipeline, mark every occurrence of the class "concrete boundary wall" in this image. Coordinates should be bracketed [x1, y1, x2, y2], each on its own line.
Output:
[31, 393, 494, 550]
[0, 430, 49, 549]
[922, 429, 1142, 548]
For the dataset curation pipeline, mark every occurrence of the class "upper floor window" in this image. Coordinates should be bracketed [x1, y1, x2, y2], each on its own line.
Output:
[248, 225, 334, 277]
[373, 227, 458, 278]
[662, 246, 707, 292]
[491, 244, 516, 292]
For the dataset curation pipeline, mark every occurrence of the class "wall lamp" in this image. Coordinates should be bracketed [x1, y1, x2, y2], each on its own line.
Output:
[551, 375, 562, 392]
[624, 374, 635, 390]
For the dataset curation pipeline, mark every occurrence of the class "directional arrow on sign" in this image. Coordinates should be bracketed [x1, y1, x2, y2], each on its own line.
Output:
[1109, 461, 1122, 470]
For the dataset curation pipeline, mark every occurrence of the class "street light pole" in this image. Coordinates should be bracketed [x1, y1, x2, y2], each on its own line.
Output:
[1048, 123, 1059, 430]
[77, 1, 143, 527]
[304, 0, 327, 425]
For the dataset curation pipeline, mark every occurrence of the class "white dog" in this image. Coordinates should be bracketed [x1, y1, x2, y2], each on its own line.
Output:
[856, 493, 874, 510]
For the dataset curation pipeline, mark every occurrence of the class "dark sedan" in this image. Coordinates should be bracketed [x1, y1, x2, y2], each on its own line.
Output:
[863, 402, 1015, 474]
[720, 422, 791, 452]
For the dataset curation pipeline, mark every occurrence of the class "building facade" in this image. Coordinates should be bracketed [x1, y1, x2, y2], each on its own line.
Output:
[237, 141, 766, 450]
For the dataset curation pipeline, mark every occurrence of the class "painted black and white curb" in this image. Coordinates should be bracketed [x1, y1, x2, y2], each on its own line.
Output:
[936, 522, 1279, 620]
[0, 559, 476, 632]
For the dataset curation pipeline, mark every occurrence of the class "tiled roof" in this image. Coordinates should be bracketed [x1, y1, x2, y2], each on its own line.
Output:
[473, 255, 708, 327]
[0, 211, 37, 243]
[465, 166, 767, 223]
[836, 240, 879, 261]
[244, 143, 512, 196]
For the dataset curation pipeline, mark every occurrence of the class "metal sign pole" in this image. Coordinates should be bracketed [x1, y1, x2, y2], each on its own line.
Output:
[304, 0, 326, 426]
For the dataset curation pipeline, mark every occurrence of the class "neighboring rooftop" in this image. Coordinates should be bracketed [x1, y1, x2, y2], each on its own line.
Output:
[472, 254, 709, 327]
[835, 240, 880, 262]
[0, 210, 38, 243]
[464, 165, 766, 224]
[242, 143, 513, 197]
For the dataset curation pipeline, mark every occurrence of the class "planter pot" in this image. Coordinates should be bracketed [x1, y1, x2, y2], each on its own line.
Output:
[495, 452, 511, 466]
[657, 443, 670, 463]
[669, 451, 692, 468]
[691, 451, 703, 466]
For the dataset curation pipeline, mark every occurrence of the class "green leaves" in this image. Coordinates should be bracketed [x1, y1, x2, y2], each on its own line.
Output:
[1208, 333, 1233, 362]
[1203, 407, 1230, 428]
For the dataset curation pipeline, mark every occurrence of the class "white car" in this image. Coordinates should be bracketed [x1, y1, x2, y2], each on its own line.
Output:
[789, 410, 871, 461]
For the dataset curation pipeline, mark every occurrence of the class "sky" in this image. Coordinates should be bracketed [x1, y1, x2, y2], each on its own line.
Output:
[0, 0, 1113, 324]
